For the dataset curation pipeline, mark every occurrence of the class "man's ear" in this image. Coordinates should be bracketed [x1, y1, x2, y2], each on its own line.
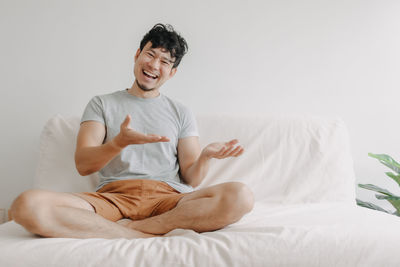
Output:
[134, 48, 141, 62]
[169, 67, 177, 78]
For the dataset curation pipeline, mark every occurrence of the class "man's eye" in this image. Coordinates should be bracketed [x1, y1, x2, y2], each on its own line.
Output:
[162, 61, 170, 65]
[147, 53, 154, 57]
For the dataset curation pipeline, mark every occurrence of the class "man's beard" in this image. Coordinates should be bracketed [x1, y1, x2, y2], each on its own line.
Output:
[135, 79, 155, 92]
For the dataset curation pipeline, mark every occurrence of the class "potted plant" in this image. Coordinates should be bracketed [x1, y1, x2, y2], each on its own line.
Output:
[356, 153, 400, 216]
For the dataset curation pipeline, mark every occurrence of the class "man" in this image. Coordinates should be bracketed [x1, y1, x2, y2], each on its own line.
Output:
[9, 24, 254, 239]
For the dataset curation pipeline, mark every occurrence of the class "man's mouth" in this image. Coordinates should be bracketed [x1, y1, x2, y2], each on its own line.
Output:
[143, 70, 158, 80]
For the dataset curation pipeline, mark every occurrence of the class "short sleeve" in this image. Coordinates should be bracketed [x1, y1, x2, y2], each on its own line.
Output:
[80, 96, 105, 125]
[179, 107, 199, 139]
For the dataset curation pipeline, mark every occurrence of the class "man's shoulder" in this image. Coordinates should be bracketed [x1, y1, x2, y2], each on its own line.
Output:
[88, 90, 126, 106]
[161, 94, 191, 114]
[94, 89, 124, 100]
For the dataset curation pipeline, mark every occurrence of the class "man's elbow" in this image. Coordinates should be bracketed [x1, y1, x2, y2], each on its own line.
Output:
[75, 164, 91, 176]
[188, 180, 201, 188]
[76, 167, 91, 176]
[182, 174, 201, 188]
[75, 156, 95, 176]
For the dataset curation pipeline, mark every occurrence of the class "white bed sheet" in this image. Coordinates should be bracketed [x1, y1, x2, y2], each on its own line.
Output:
[1, 202, 400, 267]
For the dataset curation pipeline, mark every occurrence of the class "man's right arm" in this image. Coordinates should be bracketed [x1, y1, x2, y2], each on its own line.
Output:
[74, 121, 122, 176]
[74, 115, 170, 176]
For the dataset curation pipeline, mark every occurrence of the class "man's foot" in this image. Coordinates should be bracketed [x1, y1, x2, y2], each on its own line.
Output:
[116, 218, 162, 237]
[116, 218, 134, 228]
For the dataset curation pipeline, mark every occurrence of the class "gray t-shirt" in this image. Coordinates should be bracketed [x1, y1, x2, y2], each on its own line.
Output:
[81, 89, 199, 193]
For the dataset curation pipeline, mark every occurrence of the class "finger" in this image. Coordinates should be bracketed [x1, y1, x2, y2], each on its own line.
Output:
[224, 145, 244, 158]
[146, 136, 163, 143]
[232, 147, 245, 157]
[215, 146, 227, 158]
[226, 145, 242, 157]
[121, 115, 131, 128]
[146, 134, 170, 143]
[226, 139, 239, 146]
[159, 136, 170, 142]
[133, 132, 152, 144]
[221, 145, 238, 157]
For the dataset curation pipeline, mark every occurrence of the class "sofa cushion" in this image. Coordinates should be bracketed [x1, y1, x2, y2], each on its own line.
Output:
[34, 114, 98, 193]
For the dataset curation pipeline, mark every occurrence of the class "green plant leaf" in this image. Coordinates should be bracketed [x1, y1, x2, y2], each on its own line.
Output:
[375, 194, 400, 214]
[375, 194, 400, 200]
[356, 198, 391, 213]
[385, 172, 400, 187]
[368, 153, 400, 174]
[358, 183, 400, 197]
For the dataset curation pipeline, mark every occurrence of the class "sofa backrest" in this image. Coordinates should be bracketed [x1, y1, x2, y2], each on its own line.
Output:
[34, 114, 356, 204]
[196, 114, 356, 204]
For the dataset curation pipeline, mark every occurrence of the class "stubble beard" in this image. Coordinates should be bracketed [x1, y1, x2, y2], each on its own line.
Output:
[135, 79, 155, 92]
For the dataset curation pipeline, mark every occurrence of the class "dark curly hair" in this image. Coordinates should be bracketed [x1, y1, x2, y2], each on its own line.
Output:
[139, 23, 188, 68]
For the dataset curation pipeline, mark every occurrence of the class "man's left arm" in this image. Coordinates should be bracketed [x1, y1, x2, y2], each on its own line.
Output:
[178, 137, 244, 188]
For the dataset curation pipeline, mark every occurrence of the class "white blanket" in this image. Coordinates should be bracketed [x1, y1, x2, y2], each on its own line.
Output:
[1, 202, 399, 267]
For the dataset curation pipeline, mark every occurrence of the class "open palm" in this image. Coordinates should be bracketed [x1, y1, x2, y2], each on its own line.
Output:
[113, 115, 170, 148]
[202, 139, 244, 159]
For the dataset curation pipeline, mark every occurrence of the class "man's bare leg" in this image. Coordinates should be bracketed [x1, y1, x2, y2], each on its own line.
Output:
[9, 189, 155, 239]
[117, 182, 254, 235]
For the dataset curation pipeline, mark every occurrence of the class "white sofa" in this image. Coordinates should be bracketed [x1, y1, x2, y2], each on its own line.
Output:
[1, 114, 400, 267]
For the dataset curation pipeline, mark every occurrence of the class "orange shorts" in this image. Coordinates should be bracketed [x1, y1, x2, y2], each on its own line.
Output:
[73, 179, 187, 222]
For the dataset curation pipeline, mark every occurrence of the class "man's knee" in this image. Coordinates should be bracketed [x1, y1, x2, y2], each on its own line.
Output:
[11, 189, 94, 232]
[10, 189, 51, 233]
[218, 182, 254, 222]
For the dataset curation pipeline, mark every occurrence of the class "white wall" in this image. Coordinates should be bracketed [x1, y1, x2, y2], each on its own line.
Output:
[1, 0, 400, 212]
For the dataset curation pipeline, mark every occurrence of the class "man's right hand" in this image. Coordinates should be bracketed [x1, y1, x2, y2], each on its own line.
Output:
[111, 115, 170, 149]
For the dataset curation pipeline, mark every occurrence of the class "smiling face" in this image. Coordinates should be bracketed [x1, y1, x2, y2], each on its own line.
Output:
[133, 42, 177, 92]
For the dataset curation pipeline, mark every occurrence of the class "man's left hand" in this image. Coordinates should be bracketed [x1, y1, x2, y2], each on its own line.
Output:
[201, 139, 244, 160]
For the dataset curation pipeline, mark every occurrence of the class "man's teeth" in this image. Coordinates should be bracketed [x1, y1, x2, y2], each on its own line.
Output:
[143, 70, 157, 78]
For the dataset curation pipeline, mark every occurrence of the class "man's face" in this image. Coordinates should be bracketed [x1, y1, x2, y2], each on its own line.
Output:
[133, 42, 177, 92]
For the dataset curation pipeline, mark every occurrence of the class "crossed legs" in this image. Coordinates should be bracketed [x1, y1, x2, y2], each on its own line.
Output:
[118, 182, 254, 234]
[9, 189, 154, 238]
[9, 182, 254, 239]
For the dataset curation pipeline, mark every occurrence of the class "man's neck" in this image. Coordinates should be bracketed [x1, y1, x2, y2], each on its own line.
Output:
[127, 81, 160, 99]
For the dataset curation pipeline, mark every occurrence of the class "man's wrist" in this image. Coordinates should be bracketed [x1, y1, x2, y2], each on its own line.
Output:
[200, 149, 212, 161]
[110, 134, 126, 150]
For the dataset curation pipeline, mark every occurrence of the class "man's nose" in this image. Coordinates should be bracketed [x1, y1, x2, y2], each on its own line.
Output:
[148, 57, 160, 70]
